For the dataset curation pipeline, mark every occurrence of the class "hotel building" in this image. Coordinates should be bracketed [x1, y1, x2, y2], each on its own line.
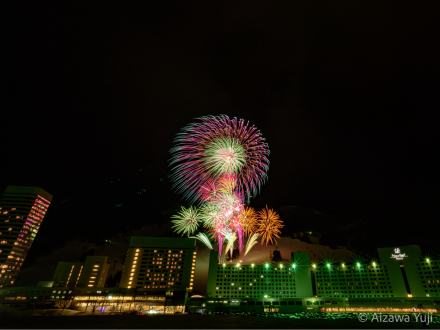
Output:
[202, 244, 440, 313]
[0, 186, 52, 287]
[52, 256, 110, 288]
[120, 237, 197, 292]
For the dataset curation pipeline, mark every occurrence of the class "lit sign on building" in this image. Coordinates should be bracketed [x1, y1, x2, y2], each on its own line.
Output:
[391, 248, 407, 260]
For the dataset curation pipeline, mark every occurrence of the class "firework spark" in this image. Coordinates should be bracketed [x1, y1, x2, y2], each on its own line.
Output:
[243, 232, 259, 257]
[190, 232, 213, 250]
[171, 206, 201, 237]
[223, 230, 237, 261]
[257, 205, 284, 245]
[239, 206, 258, 236]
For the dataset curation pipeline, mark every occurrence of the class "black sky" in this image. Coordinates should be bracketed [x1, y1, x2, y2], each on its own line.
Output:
[2, 2, 440, 266]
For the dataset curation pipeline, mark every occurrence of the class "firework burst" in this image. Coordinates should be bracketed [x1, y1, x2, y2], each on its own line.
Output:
[169, 115, 281, 261]
[257, 205, 284, 245]
[169, 115, 270, 203]
[171, 206, 201, 237]
[239, 206, 258, 236]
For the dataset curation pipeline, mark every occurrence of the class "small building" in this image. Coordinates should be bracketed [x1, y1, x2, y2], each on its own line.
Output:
[52, 256, 110, 288]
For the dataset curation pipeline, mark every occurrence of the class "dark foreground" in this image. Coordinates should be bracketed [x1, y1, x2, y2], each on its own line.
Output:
[1, 315, 439, 329]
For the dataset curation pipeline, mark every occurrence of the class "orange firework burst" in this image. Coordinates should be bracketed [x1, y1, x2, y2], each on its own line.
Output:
[257, 205, 284, 245]
[239, 206, 258, 236]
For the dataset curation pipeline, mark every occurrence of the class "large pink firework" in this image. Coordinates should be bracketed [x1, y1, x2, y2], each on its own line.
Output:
[169, 115, 270, 203]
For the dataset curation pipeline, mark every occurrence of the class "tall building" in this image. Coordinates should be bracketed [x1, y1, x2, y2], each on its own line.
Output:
[120, 237, 197, 292]
[52, 256, 110, 288]
[0, 186, 52, 287]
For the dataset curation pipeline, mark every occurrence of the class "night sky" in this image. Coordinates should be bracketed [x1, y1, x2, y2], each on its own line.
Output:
[3, 2, 440, 270]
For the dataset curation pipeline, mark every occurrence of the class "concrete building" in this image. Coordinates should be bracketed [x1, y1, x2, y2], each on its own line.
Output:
[202, 244, 439, 314]
[52, 256, 110, 288]
[0, 186, 52, 287]
[0, 285, 183, 314]
[120, 237, 197, 294]
[77, 256, 110, 288]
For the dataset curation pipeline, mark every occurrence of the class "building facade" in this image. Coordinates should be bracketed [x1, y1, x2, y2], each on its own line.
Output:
[0, 186, 52, 287]
[203, 245, 439, 313]
[120, 237, 197, 293]
[207, 251, 313, 299]
[207, 245, 439, 300]
[52, 256, 110, 288]
[0, 285, 184, 314]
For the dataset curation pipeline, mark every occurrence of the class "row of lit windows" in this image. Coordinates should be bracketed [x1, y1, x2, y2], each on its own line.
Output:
[127, 248, 195, 289]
